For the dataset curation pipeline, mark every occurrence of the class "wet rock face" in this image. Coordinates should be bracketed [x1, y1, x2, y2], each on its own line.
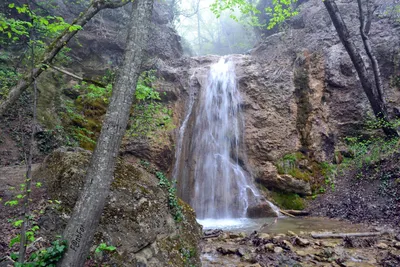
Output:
[247, 203, 278, 218]
[43, 0, 183, 74]
[34, 148, 202, 267]
[160, 0, 400, 199]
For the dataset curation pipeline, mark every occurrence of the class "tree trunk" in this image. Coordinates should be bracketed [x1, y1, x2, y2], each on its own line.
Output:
[0, 0, 129, 117]
[58, 0, 154, 266]
[357, 0, 384, 102]
[323, 0, 398, 137]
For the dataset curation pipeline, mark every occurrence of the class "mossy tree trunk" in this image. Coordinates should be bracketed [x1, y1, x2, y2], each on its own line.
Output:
[0, 0, 130, 117]
[323, 0, 399, 138]
[58, 0, 154, 266]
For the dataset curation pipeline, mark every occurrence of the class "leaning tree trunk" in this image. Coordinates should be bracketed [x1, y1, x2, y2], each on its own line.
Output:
[323, 0, 398, 137]
[0, 0, 129, 117]
[356, 0, 384, 102]
[58, 0, 154, 266]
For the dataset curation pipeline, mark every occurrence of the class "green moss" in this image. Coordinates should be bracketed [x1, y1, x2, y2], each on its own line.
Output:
[271, 191, 305, 210]
[294, 66, 312, 150]
[276, 152, 310, 181]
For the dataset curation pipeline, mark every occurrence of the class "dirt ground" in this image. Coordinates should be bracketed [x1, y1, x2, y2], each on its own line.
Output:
[309, 152, 400, 229]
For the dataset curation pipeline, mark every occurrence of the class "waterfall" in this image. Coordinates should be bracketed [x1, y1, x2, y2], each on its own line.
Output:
[173, 57, 280, 222]
[191, 58, 261, 219]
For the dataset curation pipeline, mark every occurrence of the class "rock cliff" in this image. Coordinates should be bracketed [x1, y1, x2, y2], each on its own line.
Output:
[33, 148, 202, 266]
[155, 0, 400, 198]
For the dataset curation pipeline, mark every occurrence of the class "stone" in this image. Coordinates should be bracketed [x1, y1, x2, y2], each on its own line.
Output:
[282, 240, 294, 251]
[216, 246, 236, 255]
[258, 233, 271, 240]
[264, 243, 275, 251]
[288, 231, 297, 237]
[230, 232, 246, 239]
[274, 247, 283, 254]
[34, 149, 202, 267]
[320, 241, 336, 248]
[246, 203, 278, 218]
[203, 247, 213, 254]
[236, 247, 249, 257]
[241, 253, 258, 264]
[376, 243, 388, 249]
[394, 242, 400, 249]
[256, 166, 312, 196]
[295, 237, 310, 247]
[296, 250, 307, 257]
[396, 235, 400, 242]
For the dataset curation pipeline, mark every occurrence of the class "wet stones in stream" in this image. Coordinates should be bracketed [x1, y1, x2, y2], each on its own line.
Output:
[201, 229, 400, 266]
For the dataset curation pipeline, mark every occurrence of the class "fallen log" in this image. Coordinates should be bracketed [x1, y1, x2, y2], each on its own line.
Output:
[279, 209, 295, 218]
[283, 210, 309, 216]
[311, 232, 383, 239]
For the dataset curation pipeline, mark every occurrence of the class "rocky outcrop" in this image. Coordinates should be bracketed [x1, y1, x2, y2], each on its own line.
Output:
[52, 0, 183, 74]
[34, 148, 202, 267]
[161, 0, 400, 200]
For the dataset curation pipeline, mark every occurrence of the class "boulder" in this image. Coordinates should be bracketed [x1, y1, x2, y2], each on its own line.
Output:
[246, 203, 278, 218]
[34, 148, 202, 267]
[256, 163, 312, 196]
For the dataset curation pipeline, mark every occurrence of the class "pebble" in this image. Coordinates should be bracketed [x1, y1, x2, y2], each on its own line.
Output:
[296, 250, 307, 256]
[396, 234, 400, 242]
[320, 241, 336, 248]
[394, 242, 400, 249]
[264, 243, 275, 251]
[282, 240, 294, 251]
[287, 230, 297, 237]
[258, 233, 271, 240]
[229, 232, 246, 239]
[274, 246, 283, 254]
[375, 242, 388, 249]
[295, 237, 310, 246]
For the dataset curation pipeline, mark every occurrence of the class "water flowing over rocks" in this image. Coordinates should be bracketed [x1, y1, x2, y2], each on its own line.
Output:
[153, 0, 400, 202]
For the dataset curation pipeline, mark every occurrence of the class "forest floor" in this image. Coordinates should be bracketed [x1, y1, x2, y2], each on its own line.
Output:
[309, 152, 400, 230]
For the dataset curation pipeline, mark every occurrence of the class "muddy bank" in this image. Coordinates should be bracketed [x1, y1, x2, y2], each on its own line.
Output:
[309, 152, 400, 229]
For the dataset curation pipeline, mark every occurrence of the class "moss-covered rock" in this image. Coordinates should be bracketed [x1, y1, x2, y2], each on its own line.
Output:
[270, 191, 305, 210]
[34, 148, 202, 267]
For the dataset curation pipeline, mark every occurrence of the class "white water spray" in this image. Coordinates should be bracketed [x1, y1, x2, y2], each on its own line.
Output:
[192, 58, 261, 219]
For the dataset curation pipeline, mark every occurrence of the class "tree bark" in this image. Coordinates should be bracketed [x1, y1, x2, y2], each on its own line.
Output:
[58, 0, 154, 266]
[357, 0, 384, 102]
[0, 0, 130, 117]
[323, 0, 398, 137]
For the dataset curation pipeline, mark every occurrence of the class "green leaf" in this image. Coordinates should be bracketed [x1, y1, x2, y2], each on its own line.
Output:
[12, 219, 24, 227]
[9, 235, 21, 247]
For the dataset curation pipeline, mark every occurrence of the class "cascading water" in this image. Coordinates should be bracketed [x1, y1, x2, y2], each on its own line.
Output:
[173, 57, 280, 227]
[191, 58, 261, 219]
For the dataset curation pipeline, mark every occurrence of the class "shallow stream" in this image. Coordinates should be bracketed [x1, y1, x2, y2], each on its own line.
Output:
[198, 216, 366, 234]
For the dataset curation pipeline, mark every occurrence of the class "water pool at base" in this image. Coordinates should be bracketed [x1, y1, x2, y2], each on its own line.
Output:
[197, 216, 366, 234]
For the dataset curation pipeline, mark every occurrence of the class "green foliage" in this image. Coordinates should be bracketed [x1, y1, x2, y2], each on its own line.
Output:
[276, 152, 310, 181]
[319, 161, 336, 191]
[95, 243, 117, 254]
[155, 171, 184, 222]
[210, 0, 263, 26]
[265, 0, 298, 29]
[128, 70, 174, 138]
[0, 3, 81, 44]
[211, 0, 298, 29]
[12, 239, 68, 267]
[270, 191, 305, 210]
[180, 247, 196, 265]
